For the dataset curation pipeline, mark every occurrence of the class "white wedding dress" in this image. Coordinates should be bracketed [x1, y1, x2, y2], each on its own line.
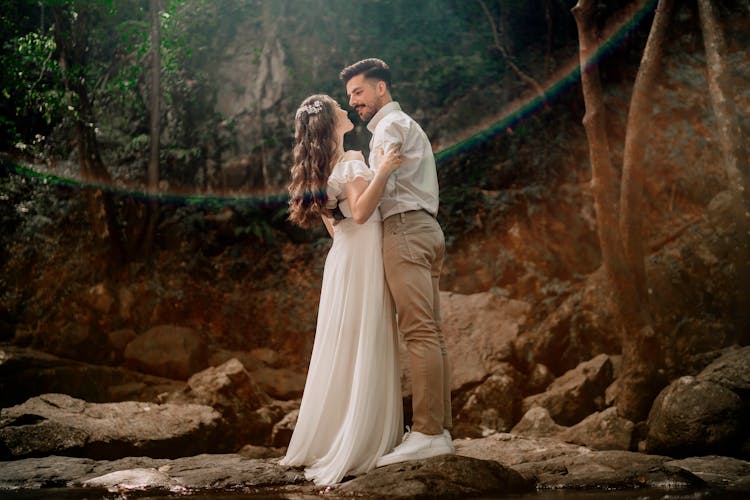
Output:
[279, 159, 403, 485]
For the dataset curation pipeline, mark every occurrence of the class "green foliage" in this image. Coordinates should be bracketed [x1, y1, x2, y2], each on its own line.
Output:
[0, 0, 587, 191]
[3, 32, 64, 121]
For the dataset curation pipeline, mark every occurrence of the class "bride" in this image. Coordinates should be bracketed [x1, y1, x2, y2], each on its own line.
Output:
[279, 94, 403, 485]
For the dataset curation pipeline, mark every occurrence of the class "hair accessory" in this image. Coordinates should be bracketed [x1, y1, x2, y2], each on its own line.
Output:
[296, 100, 324, 119]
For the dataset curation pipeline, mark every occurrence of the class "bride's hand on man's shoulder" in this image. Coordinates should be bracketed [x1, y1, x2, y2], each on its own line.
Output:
[342, 150, 364, 162]
[378, 146, 403, 173]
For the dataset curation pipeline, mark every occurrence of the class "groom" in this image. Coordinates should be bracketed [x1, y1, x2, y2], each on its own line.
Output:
[340, 58, 453, 466]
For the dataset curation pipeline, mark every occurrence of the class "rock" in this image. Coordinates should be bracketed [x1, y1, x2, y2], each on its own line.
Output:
[438, 291, 530, 392]
[76, 454, 304, 491]
[118, 286, 135, 320]
[159, 358, 282, 447]
[271, 408, 298, 448]
[0, 455, 100, 489]
[207, 349, 305, 400]
[0, 393, 223, 460]
[646, 376, 745, 458]
[454, 432, 591, 469]
[249, 347, 281, 367]
[124, 325, 209, 380]
[238, 444, 285, 459]
[522, 354, 613, 426]
[514, 267, 621, 376]
[336, 454, 534, 497]
[511, 406, 566, 438]
[732, 474, 750, 493]
[511, 406, 634, 450]
[512, 406, 633, 451]
[207, 348, 263, 370]
[526, 362, 555, 394]
[697, 345, 750, 394]
[558, 407, 634, 451]
[250, 366, 306, 400]
[666, 456, 750, 490]
[86, 283, 114, 314]
[106, 329, 137, 363]
[453, 363, 523, 438]
[0, 454, 305, 492]
[512, 450, 704, 490]
[683, 346, 737, 377]
[82, 468, 185, 492]
[0, 345, 185, 408]
[3, 443, 749, 496]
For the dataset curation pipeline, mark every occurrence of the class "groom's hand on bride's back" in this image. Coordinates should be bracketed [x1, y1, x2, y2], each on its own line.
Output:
[343, 150, 365, 162]
[331, 205, 346, 222]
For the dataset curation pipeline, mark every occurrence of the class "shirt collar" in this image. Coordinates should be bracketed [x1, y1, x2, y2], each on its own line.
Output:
[367, 101, 401, 133]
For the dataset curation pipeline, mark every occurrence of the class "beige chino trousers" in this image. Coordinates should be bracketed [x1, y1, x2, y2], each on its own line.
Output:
[382, 209, 451, 435]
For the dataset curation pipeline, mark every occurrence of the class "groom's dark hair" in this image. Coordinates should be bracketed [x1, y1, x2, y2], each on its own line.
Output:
[339, 58, 392, 90]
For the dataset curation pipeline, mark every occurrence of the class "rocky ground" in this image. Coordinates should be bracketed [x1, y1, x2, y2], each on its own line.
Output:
[1, 343, 749, 498]
[1, 435, 749, 498]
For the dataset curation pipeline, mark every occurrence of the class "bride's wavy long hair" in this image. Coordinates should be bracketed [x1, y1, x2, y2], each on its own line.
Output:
[288, 94, 338, 228]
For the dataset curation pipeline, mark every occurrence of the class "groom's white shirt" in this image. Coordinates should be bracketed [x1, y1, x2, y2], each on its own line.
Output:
[367, 101, 439, 219]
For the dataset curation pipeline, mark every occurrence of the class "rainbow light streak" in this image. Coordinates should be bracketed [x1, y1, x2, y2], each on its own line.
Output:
[2, 0, 655, 208]
[433, 0, 656, 163]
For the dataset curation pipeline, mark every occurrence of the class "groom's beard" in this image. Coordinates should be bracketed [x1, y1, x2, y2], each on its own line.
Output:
[356, 105, 376, 122]
[356, 97, 384, 122]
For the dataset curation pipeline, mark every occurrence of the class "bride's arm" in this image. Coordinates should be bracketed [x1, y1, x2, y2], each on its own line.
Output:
[343, 149, 402, 224]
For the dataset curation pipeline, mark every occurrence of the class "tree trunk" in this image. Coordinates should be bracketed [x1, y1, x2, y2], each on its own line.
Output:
[697, 0, 750, 329]
[148, 0, 161, 190]
[52, 6, 123, 268]
[143, 0, 162, 261]
[572, 0, 660, 422]
[618, 0, 674, 423]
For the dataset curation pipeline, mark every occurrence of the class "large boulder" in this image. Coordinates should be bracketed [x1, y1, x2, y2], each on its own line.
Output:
[512, 406, 633, 451]
[0, 344, 185, 408]
[514, 267, 621, 376]
[647, 194, 749, 369]
[665, 456, 750, 490]
[0, 393, 223, 460]
[511, 449, 704, 490]
[646, 345, 750, 459]
[646, 376, 745, 458]
[208, 349, 306, 400]
[435, 291, 530, 392]
[557, 407, 634, 451]
[337, 454, 533, 497]
[249, 366, 306, 400]
[159, 358, 289, 448]
[697, 345, 750, 395]
[522, 354, 613, 426]
[124, 325, 209, 380]
[453, 363, 524, 438]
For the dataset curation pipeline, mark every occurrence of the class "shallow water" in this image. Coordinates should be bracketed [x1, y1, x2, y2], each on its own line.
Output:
[1, 488, 748, 500]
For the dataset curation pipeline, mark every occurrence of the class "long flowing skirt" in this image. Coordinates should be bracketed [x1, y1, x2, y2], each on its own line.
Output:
[279, 218, 403, 485]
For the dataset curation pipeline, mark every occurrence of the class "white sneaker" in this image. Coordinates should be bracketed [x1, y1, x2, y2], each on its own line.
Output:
[376, 429, 454, 467]
[443, 429, 455, 453]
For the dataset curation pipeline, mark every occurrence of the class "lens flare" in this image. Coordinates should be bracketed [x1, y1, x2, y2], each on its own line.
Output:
[434, 0, 656, 163]
[3, 1, 655, 208]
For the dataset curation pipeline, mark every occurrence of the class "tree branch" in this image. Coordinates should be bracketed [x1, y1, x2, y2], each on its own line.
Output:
[478, 0, 548, 107]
